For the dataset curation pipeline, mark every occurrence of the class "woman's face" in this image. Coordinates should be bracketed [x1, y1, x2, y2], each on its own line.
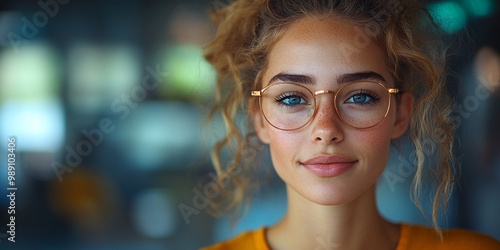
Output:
[253, 17, 412, 205]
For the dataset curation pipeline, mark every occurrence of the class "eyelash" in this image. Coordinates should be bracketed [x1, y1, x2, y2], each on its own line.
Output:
[276, 92, 300, 100]
[275, 92, 308, 106]
[346, 89, 380, 105]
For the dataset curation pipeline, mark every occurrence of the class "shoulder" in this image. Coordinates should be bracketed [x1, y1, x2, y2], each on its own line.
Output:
[399, 223, 500, 250]
[201, 228, 269, 250]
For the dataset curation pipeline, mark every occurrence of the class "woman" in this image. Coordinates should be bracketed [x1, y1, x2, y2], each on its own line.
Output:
[202, 0, 500, 249]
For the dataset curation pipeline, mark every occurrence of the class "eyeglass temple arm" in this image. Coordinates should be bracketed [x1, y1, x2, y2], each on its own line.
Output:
[388, 88, 399, 94]
[251, 91, 261, 97]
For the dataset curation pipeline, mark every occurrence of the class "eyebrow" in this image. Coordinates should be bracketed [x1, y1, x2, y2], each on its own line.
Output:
[337, 71, 387, 85]
[268, 71, 387, 86]
[268, 73, 314, 85]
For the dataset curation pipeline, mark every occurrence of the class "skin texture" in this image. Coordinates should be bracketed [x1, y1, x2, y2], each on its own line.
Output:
[252, 17, 413, 249]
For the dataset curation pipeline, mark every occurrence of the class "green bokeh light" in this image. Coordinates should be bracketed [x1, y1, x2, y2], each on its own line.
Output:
[427, 1, 468, 34]
[161, 45, 215, 101]
[461, 0, 496, 17]
[0, 43, 61, 101]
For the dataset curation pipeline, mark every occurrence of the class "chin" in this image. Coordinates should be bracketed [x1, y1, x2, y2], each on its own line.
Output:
[292, 182, 364, 206]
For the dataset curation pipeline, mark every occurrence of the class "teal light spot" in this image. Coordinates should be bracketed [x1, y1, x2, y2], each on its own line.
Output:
[461, 0, 495, 17]
[427, 1, 468, 34]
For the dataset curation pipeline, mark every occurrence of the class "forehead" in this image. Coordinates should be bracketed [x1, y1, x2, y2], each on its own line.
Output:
[264, 17, 392, 85]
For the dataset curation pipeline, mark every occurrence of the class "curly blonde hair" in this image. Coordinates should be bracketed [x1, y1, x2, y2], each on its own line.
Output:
[204, 0, 457, 234]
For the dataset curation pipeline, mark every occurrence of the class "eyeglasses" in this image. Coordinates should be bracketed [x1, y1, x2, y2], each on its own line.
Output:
[251, 81, 399, 130]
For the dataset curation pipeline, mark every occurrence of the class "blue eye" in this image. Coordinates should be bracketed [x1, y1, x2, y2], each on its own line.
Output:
[275, 92, 309, 107]
[345, 89, 380, 106]
[282, 96, 306, 105]
[347, 94, 372, 103]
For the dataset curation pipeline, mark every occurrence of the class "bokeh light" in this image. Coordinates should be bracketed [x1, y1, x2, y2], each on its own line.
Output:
[461, 0, 496, 18]
[0, 100, 64, 152]
[427, 1, 468, 34]
[0, 43, 61, 101]
[67, 44, 141, 113]
[132, 189, 177, 238]
[160, 45, 215, 101]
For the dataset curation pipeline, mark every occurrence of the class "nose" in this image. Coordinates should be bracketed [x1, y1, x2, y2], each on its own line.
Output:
[310, 95, 344, 143]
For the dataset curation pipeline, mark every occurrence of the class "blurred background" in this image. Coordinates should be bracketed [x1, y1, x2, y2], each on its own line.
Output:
[0, 0, 499, 249]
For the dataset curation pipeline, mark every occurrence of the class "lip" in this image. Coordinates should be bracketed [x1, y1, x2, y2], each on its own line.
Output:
[301, 155, 357, 177]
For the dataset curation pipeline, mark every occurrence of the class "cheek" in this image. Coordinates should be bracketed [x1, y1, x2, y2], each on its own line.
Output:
[266, 128, 304, 171]
[356, 130, 391, 158]
[352, 118, 394, 165]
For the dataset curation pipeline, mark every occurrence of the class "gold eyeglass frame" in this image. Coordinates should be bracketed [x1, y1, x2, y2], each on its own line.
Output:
[251, 81, 399, 131]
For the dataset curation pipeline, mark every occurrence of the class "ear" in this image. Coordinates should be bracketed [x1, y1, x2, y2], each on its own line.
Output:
[391, 92, 414, 139]
[251, 103, 271, 144]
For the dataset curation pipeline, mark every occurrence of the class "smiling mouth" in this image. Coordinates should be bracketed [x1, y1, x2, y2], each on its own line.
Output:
[301, 155, 357, 177]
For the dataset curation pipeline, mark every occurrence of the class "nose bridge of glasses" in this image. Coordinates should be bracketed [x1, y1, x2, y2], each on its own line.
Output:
[313, 90, 337, 106]
[314, 90, 335, 96]
[312, 90, 338, 119]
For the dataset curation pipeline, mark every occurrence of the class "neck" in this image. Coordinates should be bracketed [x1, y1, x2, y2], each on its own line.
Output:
[267, 185, 400, 250]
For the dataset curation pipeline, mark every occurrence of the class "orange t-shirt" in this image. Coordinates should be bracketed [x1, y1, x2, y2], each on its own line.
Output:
[202, 224, 500, 250]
